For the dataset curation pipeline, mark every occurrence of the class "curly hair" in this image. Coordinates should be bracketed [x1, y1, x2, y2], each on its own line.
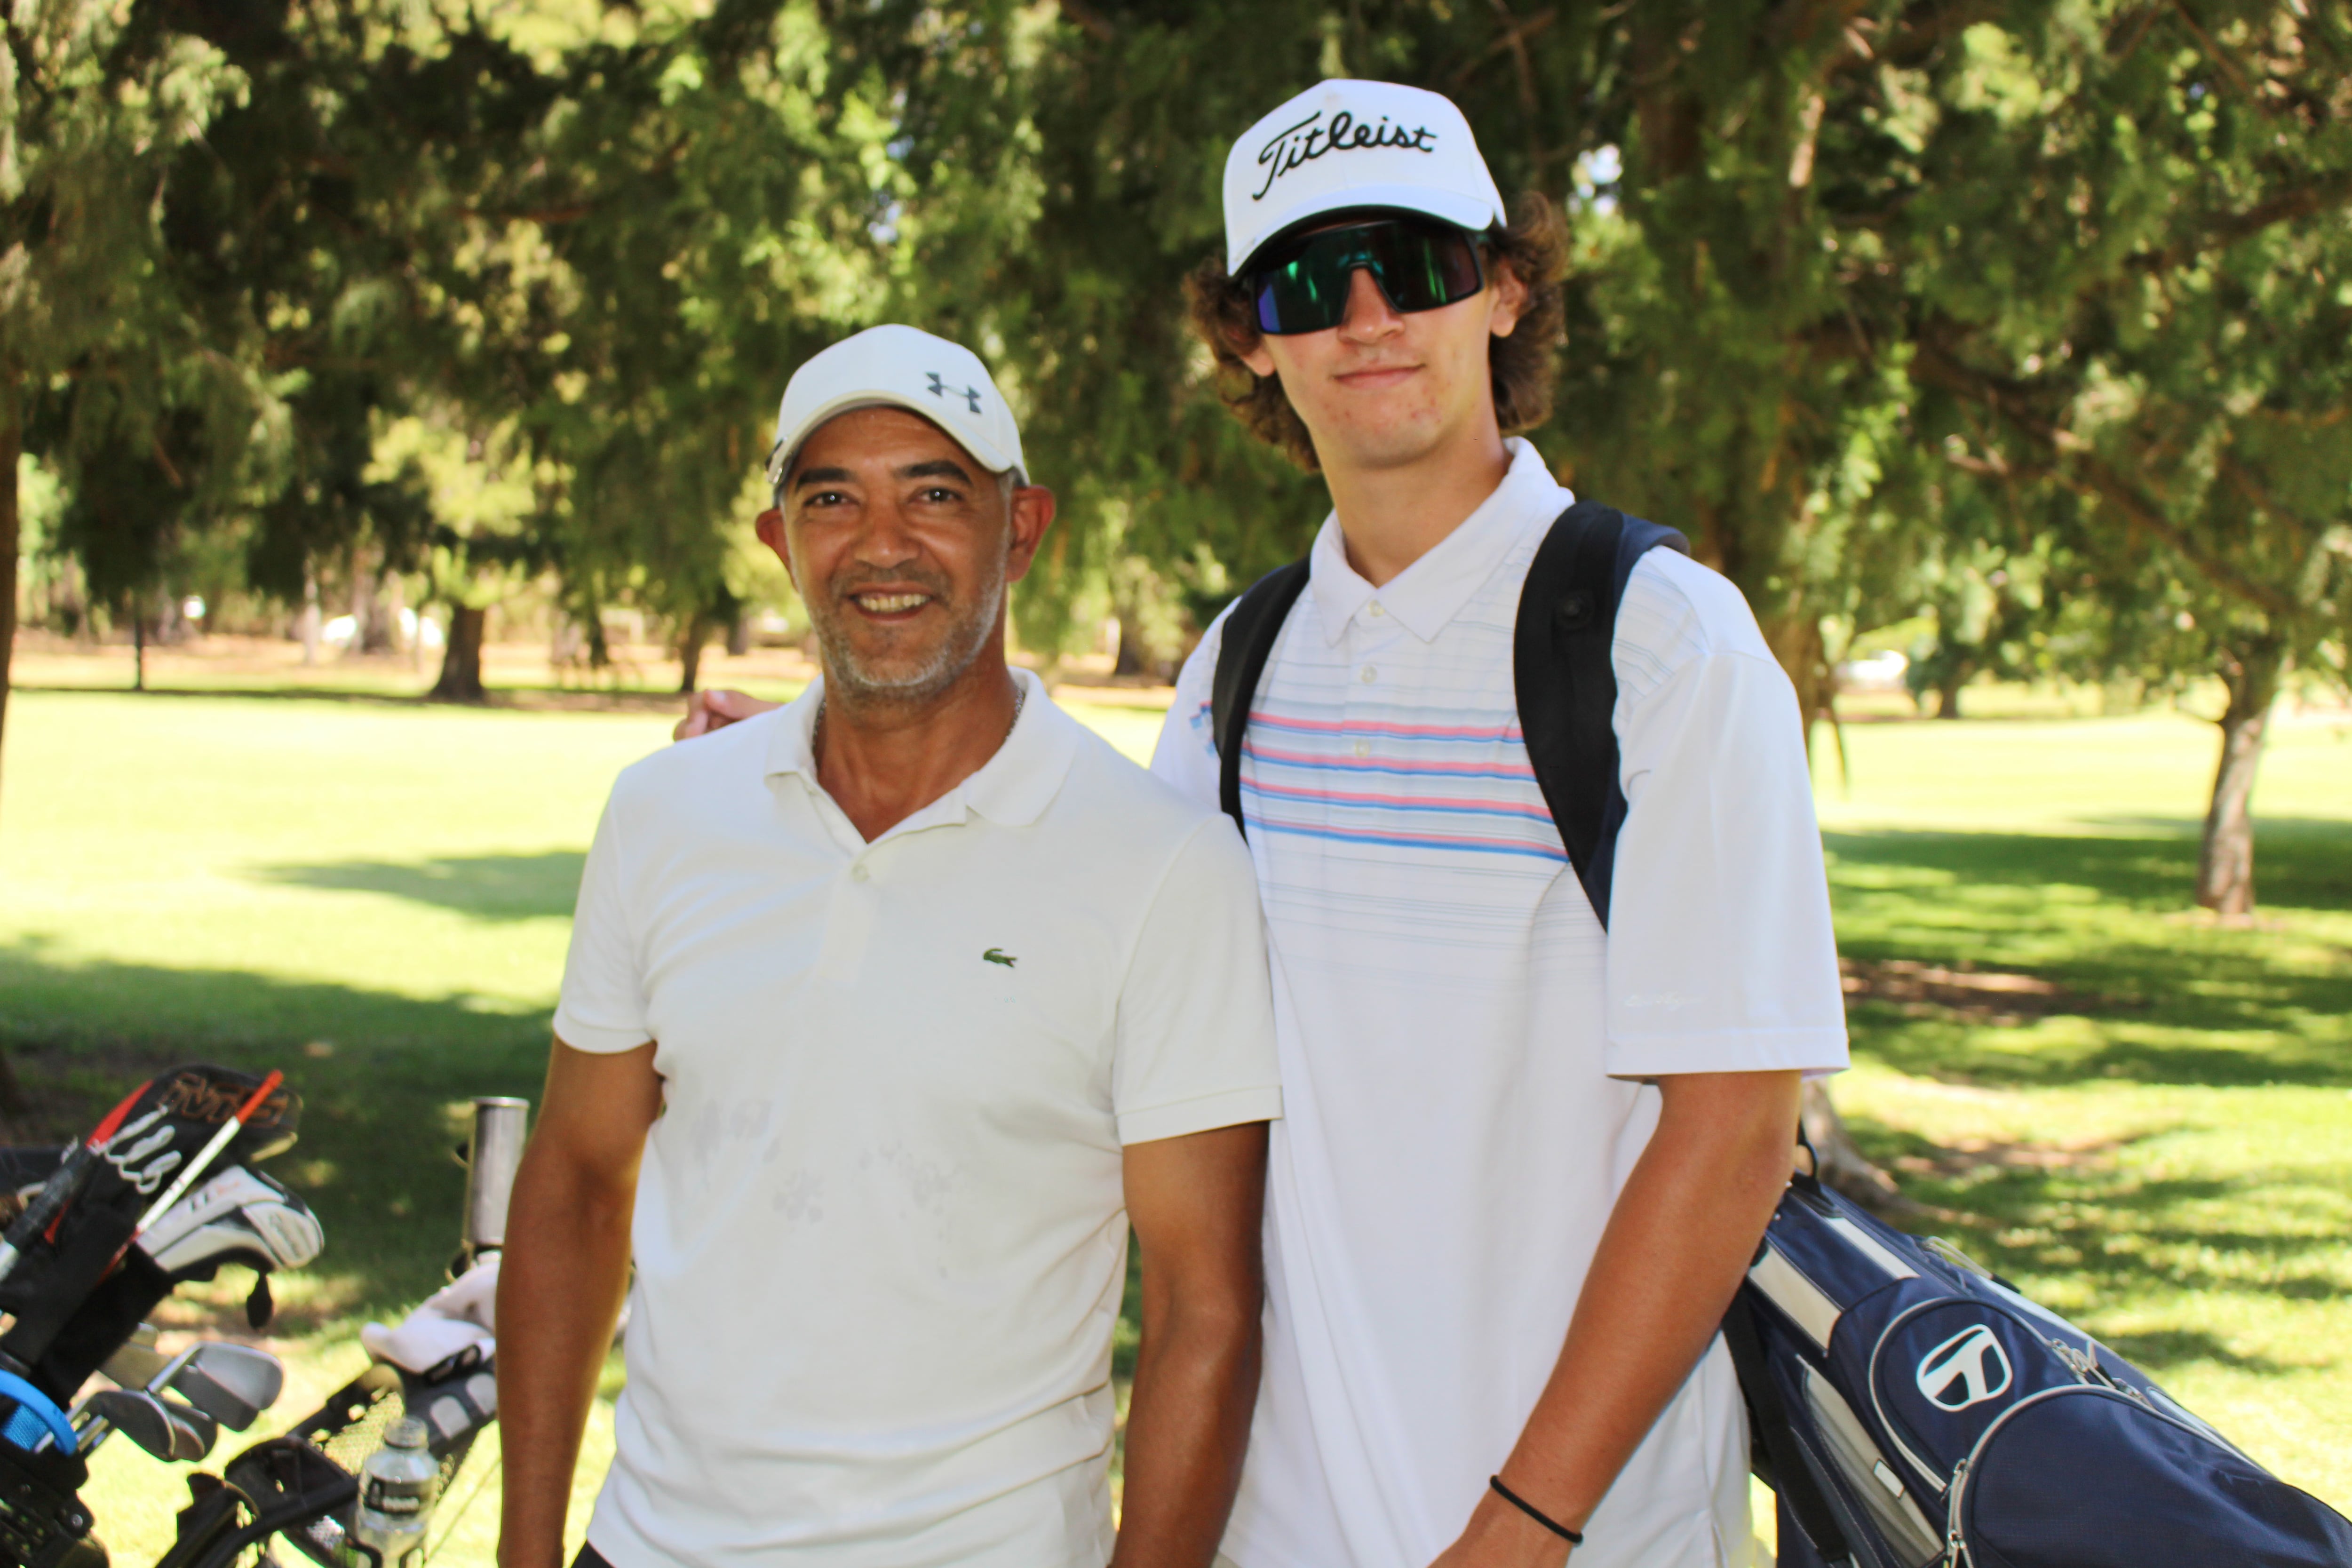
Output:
[1184, 191, 1570, 471]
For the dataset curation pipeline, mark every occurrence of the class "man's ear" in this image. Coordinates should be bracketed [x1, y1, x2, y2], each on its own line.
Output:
[1003, 483, 1057, 584]
[1487, 260, 1531, 340]
[755, 505, 792, 582]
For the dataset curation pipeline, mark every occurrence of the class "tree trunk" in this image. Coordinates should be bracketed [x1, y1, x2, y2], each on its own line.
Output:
[1761, 612, 1827, 757]
[0, 382, 27, 1111]
[1802, 1079, 1909, 1212]
[1934, 670, 1964, 719]
[430, 605, 488, 701]
[0, 379, 18, 832]
[678, 619, 706, 694]
[1112, 609, 1151, 677]
[383, 571, 408, 656]
[133, 608, 146, 692]
[354, 549, 397, 654]
[1753, 613, 1904, 1206]
[298, 572, 322, 665]
[2195, 640, 2283, 917]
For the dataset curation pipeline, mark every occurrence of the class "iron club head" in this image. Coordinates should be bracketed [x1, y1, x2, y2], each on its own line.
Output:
[158, 1398, 217, 1462]
[163, 1342, 283, 1431]
[81, 1388, 177, 1460]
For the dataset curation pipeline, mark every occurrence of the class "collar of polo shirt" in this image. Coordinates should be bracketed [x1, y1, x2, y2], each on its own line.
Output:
[761, 666, 1076, 830]
[1304, 440, 1566, 646]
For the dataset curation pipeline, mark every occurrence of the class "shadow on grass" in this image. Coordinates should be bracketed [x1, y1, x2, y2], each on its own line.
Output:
[0, 944, 551, 1319]
[1827, 820, 2352, 914]
[1846, 1122, 2334, 1374]
[255, 852, 587, 923]
[1827, 823, 2352, 1089]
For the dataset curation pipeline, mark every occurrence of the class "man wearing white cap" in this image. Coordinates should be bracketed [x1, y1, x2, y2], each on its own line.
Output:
[498, 324, 1284, 1568]
[1156, 82, 1848, 1568]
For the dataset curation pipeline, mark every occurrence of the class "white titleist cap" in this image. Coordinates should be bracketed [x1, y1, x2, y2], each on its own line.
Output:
[768, 324, 1026, 489]
[1223, 80, 1506, 275]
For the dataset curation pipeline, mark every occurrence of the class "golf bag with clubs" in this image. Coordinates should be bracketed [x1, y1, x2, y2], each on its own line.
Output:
[151, 1096, 525, 1568]
[1729, 1156, 2352, 1568]
[0, 1064, 321, 1568]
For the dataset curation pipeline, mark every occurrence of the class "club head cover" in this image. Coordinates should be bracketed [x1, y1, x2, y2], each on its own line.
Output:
[138, 1166, 324, 1279]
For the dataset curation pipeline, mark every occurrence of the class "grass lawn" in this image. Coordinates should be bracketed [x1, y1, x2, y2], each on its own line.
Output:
[0, 686, 2344, 1558]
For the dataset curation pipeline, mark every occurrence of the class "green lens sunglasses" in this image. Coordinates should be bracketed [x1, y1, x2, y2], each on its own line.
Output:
[1247, 217, 1488, 336]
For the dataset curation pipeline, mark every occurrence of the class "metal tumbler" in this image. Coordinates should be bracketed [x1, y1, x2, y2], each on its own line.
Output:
[459, 1096, 531, 1267]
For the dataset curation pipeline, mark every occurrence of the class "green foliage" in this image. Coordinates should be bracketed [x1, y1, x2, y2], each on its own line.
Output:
[1893, 4, 2352, 703]
[8, 1, 2347, 793]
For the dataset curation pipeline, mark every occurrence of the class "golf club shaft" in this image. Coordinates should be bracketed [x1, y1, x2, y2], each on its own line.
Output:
[0, 1080, 153, 1288]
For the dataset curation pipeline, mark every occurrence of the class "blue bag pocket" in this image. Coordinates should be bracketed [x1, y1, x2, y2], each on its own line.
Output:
[1958, 1385, 2352, 1568]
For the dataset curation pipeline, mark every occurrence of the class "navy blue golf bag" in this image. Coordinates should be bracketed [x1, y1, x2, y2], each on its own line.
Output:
[1727, 1163, 2352, 1568]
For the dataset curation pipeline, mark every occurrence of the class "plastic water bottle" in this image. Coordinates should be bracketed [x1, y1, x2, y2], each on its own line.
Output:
[346, 1416, 440, 1568]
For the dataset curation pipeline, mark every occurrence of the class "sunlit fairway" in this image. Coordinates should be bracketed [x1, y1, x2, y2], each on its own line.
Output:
[0, 687, 2345, 1558]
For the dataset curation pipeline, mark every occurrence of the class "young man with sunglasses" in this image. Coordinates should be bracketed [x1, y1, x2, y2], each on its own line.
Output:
[1151, 82, 1848, 1568]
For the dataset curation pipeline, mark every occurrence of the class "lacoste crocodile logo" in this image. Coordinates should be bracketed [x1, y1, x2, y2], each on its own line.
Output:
[983, 948, 1017, 969]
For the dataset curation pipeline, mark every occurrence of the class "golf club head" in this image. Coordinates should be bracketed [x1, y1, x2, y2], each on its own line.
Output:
[157, 1397, 216, 1462]
[164, 1342, 282, 1431]
[83, 1387, 175, 1459]
[99, 1322, 169, 1391]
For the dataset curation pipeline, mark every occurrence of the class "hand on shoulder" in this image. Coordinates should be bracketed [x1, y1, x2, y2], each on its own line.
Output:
[675, 688, 782, 741]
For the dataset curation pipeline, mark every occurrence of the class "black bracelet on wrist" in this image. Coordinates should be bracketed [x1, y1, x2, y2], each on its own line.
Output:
[1489, 1475, 1585, 1547]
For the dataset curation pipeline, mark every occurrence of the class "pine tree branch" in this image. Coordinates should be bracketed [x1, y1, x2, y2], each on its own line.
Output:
[1446, 7, 1557, 92]
[2060, 451, 2297, 621]
[1912, 336, 2301, 621]
[2128, 171, 2352, 271]
[1057, 0, 1113, 43]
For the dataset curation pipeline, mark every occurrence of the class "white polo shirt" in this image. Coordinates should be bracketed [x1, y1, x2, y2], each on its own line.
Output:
[1151, 439, 1848, 1568]
[557, 670, 1283, 1568]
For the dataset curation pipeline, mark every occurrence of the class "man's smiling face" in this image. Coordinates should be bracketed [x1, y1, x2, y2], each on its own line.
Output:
[1239, 239, 1527, 475]
[761, 406, 1052, 708]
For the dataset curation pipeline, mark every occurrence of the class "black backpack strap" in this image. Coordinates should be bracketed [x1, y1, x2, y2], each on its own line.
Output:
[1209, 559, 1313, 838]
[1511, 502, 1691, 928]
[1723, 1289, 1857, 1568]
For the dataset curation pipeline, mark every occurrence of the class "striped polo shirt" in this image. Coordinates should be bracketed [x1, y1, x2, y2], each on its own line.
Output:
[1152, 438, 1848, 1568]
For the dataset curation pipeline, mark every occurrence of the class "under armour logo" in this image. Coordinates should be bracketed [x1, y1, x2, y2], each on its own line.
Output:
[1916, 1324, 2014, 1412]
[925, 373, 983, 414]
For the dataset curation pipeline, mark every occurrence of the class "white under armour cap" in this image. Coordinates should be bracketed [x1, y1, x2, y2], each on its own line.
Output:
[767, 325, 1026, 489]
[1224, 80, 1507, 275]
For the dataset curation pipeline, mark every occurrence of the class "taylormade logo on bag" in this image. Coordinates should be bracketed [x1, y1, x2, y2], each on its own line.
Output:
[1916, 1324, 2014, 1412]
[1252, 109, 1438, 199]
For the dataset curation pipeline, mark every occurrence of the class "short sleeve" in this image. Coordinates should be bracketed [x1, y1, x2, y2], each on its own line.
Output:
[1603, 553, 1849, 1078]
[1147, 608, 1229, 812]
[552, 797, 656, 1054]
[1111, 814, 1283, 1145]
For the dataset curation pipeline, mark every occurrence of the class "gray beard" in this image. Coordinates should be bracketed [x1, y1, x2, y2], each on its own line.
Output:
[810, 575, 1005, 709]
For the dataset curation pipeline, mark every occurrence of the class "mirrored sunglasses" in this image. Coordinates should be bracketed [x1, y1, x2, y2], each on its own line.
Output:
[1246, 218, 1487, 336]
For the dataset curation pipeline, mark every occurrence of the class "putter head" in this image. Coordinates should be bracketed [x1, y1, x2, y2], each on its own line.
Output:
[164, 1342, 282, 1431]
